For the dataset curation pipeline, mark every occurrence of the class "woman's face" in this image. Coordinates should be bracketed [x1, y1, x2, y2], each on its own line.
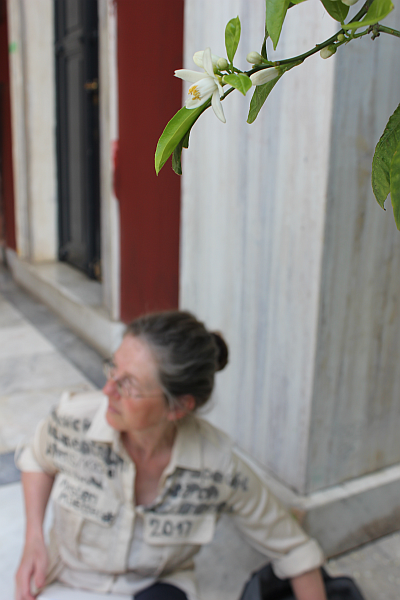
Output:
[102, 335, 171, 433]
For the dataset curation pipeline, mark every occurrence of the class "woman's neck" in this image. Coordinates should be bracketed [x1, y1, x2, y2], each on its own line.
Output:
[122, 421, 177, 463]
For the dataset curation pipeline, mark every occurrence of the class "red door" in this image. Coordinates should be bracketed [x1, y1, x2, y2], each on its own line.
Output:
[116, 0, 184, 322]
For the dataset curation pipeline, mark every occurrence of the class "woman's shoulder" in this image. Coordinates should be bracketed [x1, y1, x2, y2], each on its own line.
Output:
[192, 416, 231, 443]
[184, 416, 234, 467]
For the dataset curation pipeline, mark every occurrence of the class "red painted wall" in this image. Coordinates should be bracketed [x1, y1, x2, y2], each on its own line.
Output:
[0, 0, 16, 250]
[116, 0, 184, 322]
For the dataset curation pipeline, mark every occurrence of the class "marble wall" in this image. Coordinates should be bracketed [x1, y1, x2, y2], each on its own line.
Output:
[180, 0, 400, 495]
[307, 15, 400, 492]
[7, 0, 57, 262]
[98, 0, 121, 321]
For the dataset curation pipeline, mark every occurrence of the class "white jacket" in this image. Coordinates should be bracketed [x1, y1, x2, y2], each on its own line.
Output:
[16, 390, 324, 599]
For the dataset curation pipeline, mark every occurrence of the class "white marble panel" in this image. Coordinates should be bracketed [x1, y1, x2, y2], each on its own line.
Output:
[30, 261, 103, 307]
[0, 482, 24, 600]
[0, 482, 55, 600]
[181, 0, 336, 491]
[0, 295, 25, 328]
[306, 6, 400, 492]
[8, 251, 125, 357]
[7, 0, 30, 258]
[0, 324, 55, 359]
[0, 352, 93, 396]
[7, 0, 57, 261]
[23, 0, 57, 261]
[98, 0, 121, 321]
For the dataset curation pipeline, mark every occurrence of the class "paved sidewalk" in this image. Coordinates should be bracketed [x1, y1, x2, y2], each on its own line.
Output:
[0, 266, 399, 600]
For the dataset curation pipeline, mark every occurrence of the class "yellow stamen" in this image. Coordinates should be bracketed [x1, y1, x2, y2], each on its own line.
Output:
[188, 85, 201, 100]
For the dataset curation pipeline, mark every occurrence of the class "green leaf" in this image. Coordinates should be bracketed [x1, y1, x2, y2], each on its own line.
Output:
[390, 139, 400, 229]
[247, 61, 300, 124]
[319, 0, 349, 22]
[266, 0, 291, 50]
[225, 16, 241, 63]
[261, 24, 269, 60]
[155, 103, 209, 175]
[172, 129, 191, 176]
[343, 0, 394, 30]
[289, 0, 308, 5]
[224, 73, 252, 96]
[372, 103, 400, 208]
[247, 76, 281, 124]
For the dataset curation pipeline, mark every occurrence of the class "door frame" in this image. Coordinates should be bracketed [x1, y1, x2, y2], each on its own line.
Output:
[7, 0, 120, 319]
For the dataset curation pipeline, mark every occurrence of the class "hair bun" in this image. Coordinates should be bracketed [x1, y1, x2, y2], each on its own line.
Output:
[211, 332, 229, 372]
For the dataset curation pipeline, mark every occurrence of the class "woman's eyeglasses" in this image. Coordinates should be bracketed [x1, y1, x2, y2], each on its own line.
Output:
[103, 359, 165, 400]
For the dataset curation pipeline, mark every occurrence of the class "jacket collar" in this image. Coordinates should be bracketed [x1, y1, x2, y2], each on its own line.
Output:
[86, 395, 120, 448]
[86, 400, 202, 470]
[165, 416, 202, 473]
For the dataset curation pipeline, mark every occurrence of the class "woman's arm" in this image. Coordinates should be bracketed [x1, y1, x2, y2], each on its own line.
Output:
[290, 567, 328, 600]
[15, 471, 54, 600]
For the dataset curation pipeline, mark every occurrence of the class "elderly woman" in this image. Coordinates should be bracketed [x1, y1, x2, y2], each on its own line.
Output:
[15, 311, 327, 600]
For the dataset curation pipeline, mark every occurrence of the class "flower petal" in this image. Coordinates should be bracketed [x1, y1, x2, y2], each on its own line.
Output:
[202, 47, 214, 78]
[190, 77, 217, 98]
[250, 68, 280, 87]
[174, 69, 209, 83]
[193, 51, 205, 68]
[186, 90, 213, 109]
[193, 50, 221, 69]
[216, 80, 224, 98]
[211, 89, 226, 123]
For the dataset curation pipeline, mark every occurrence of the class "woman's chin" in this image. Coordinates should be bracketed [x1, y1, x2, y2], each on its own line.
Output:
[106, 408, 122, 429]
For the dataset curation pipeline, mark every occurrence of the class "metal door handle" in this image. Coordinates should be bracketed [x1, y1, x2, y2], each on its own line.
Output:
[84, 80, 98, 91]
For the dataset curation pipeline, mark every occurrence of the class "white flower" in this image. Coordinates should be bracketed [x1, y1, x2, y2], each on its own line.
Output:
[250, 68, 280, 86]
[175, 47, 226, 123]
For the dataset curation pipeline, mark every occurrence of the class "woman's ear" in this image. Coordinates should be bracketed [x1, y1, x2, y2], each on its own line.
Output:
[167, 395, 196, 421]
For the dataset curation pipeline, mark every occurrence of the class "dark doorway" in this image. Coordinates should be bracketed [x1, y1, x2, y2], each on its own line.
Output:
[55, 0, 100, 280]
[0, 0, 16, 253]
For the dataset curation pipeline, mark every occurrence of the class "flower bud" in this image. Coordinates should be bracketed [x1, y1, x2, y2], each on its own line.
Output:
[246, 51, 264, 65]
[341, 0, 360, 6]
[193, 50, 221, 70]
[217, 57, 229, 70]
[337, 33, 345, 42]
[320, 45, 337, 59]
[250, 67, 280, 86]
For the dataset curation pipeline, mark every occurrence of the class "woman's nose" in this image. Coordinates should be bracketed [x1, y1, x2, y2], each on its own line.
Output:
[103, 378, 119, 397]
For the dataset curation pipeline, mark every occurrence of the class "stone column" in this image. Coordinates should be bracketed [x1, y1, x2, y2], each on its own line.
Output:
[180, 0, 400, 554]
[7, 0, 57, 262]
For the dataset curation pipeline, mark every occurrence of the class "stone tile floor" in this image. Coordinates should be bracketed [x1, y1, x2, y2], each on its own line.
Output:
[0, 265, 399, 600]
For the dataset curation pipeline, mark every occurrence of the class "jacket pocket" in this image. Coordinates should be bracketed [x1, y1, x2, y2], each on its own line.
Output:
[51, 473, 122, 570]
[51, 472, 120, 525]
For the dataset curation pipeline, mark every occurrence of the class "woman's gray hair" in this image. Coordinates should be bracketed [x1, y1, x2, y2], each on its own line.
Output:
[125, 311, 228, 410]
